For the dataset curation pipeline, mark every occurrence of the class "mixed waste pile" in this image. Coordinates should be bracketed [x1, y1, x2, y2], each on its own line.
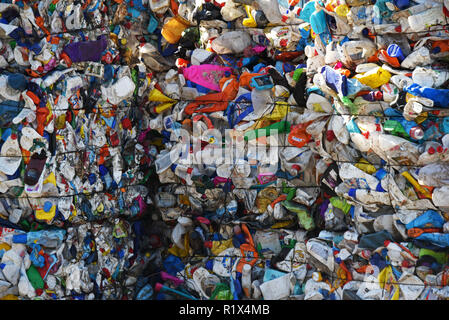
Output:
[0, 0, 447, 300]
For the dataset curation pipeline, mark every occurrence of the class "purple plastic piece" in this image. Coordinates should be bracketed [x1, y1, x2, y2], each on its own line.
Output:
[62, 35, 108, 63]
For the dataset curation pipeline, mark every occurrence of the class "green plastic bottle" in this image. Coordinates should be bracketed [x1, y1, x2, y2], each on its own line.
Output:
[281, 200, 315, 231]
[383, 120, 409, 139]
[244, 121, 291, 141]
[282, 182, 296, 201]
[330, 197, 352, 214]
[26, 265, 44, 290]
[340, 96, 359, 114]
[292, 68, 304, 82]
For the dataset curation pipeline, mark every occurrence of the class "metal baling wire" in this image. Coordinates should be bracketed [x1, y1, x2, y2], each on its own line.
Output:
[215, 23, 449, 35]
[14, 98, 449, 120]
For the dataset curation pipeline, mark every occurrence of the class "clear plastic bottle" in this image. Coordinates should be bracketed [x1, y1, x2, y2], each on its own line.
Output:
[154, 143, 182, 174]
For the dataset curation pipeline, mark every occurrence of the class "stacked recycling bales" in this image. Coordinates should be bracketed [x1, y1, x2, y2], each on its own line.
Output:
[149, 0, 449, 300]
[0, 0, 448, 300]
[0, 0, 157, 300]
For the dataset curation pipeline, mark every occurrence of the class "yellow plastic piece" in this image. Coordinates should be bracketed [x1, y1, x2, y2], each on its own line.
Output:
[401, 171, 432, 199]
[355, 67, 392, 88]
[35, 204, 56, 222]
[354, 158, 376, 175]
[97, 203, 104, 213]
[242, 6, 257, 28]
[414, 112, 428, 124]
[148, 88, 176, 102]
[262, 102, 291, 121]
[210, 239, 234, 256]
[378, 266, 400, 300]
[161, 15, 191, 44]
[312, 102, 325, 112]
[148, 88, 177, 113]
[335, 4, 350, 16]
[43, 172, 56, 186]
[167, 233, 190, 257]
[0, 295, 18, 300]
[80, 125, 85, 139]
[178, 194, 190, 206]
[0, 243, 11, 251]
[271, 220, 295, 229]
[154, 102, 176, 113]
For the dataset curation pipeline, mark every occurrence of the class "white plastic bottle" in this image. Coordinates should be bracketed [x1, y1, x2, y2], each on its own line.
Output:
[403, 100, 423, 121]
[284, 162, 302, 176]
[352, 189, 392, 205]
[408, 5, 447, 32]
[372, 132, 421, 165]
[433, 186, 449, 208]
[412, 67, 449, 88]
[390, 74, 414, 90]
[401, 47, 433, 69]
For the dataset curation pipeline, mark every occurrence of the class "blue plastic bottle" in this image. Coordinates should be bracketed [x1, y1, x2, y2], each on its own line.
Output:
[12, 229, 66, 248]
[404, 83, 449, 108]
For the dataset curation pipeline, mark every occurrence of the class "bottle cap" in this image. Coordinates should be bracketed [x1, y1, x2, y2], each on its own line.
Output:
[43, 201, 53, 212]
[155, 283, 163, 292]
[374, 90, 383, 100]
[348, 188, 357, 199]
[204, 241, 213, 248]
